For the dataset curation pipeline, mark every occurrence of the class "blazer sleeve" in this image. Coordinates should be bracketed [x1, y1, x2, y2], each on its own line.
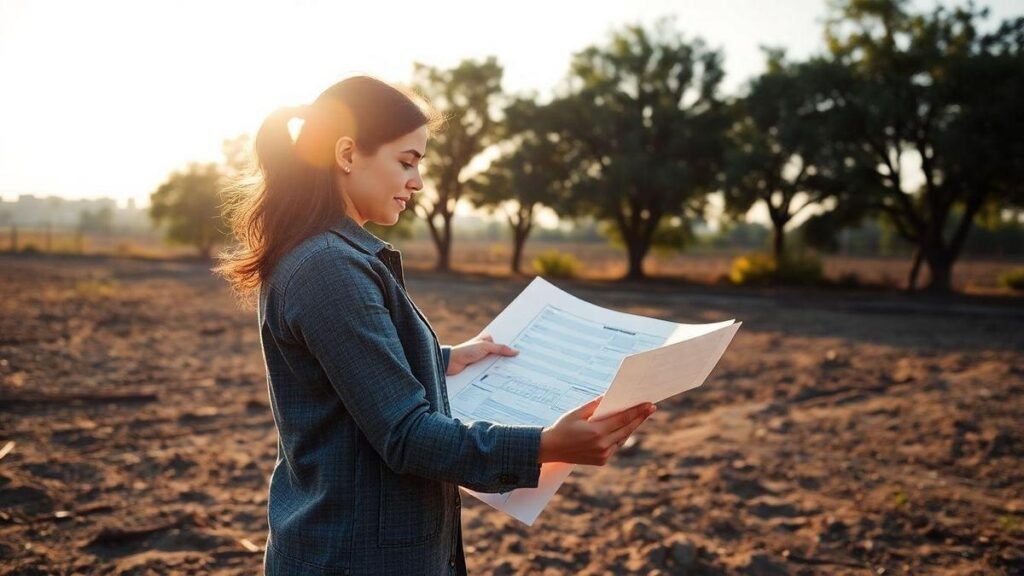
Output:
[281, 246, 542, 493]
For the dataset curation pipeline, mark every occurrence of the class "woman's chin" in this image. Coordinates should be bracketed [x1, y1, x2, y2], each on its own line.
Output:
[371, 215, 401, 227]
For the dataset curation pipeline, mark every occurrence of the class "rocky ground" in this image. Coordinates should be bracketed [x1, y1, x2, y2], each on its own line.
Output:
[1, 254, 1021, 575]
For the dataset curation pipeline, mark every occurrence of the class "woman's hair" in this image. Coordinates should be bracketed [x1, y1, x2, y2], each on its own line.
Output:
[216, 76, 442, 303]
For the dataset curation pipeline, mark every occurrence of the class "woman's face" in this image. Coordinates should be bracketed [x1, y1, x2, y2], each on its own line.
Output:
[337, 125, 426, 227]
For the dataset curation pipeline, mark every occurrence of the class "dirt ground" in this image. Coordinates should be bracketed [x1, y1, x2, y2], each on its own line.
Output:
[0, 253, 1021, 575]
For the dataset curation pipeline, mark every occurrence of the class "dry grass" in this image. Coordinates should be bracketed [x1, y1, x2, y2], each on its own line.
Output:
[3, 231, 1020, 293]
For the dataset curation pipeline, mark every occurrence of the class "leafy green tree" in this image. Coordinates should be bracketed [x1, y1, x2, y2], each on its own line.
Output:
[821, 0, 1024, 292]
[724, 50, 847, 260]
[150, 162, 228, 258]
[467, 99, 574, 274]
[411, 57, 505, 271]
[545, 19, 728, 279]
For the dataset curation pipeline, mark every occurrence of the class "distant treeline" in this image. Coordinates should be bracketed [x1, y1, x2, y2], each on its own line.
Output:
[146, 0, 1022, 293]
[394, 214, 1024, 259]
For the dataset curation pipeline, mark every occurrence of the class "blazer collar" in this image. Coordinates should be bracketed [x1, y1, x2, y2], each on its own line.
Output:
[328, 214, 393, 255]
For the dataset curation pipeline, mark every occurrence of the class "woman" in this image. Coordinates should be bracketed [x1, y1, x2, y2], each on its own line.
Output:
[217, 76, 655, 575]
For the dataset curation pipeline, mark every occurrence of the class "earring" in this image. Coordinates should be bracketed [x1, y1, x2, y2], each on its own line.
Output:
[343, 166, 351, 173]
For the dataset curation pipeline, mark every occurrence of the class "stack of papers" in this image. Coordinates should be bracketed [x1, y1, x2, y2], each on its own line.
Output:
[446, 277, 741, 525]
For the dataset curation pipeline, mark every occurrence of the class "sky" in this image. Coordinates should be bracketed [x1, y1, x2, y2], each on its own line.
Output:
[1, 0, 1021, 212]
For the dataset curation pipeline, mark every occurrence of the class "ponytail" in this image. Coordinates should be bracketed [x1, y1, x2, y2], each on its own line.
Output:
[216, 76, 440, 304]
[254, 106, 308, 192]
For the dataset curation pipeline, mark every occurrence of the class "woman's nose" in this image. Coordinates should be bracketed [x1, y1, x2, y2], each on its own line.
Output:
[408, 174, 423, 191]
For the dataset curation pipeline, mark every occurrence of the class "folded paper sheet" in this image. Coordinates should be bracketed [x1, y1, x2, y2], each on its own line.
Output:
[446, 277, 741, 525]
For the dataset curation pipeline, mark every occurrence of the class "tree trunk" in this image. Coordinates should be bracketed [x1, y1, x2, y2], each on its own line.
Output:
[923, 249, 954, 294]
[624, 236, 648, 280]
[417, 205, 453, 272]
[436, 237, 450, 271]
[772, 225, 785, 261]
[435, 216, 452, 272]
[511, 232, 526, 275]
[509, 206, 534, 276]
[907, 247, 923, 292]
[510, 243, 521, 275]
[922, 190, 983, 295]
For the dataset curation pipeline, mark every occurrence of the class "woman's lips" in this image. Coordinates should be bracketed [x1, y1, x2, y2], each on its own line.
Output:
[394, 198, 407, 209]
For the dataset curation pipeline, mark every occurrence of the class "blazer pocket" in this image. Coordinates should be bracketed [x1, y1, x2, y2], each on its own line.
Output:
[377, 462, 445, 547]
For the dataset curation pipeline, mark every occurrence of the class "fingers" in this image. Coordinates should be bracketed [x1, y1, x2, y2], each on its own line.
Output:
[592, 402, 655, 434]
[605, 409, 650, 447]
[487, 342, 519, 357]
[593, 407, 654, 465]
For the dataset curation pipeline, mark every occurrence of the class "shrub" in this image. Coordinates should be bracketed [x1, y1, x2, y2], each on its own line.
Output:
[836, 271, 862, 288]
[775, 255, 824, 285]
[729, 253, 823, 286]
[532, 250, 580, 279]
[729, 253, 775, 285]
[999, 268, 1024, 291]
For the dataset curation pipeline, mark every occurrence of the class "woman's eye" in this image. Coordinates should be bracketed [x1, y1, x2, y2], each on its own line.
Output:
[400, 161, 414, 169]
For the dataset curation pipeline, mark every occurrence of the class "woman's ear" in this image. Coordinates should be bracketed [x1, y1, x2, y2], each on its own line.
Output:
[334, 136, 355, 174]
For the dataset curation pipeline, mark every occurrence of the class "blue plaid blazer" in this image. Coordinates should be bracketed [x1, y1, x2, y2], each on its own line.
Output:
[257, 215, 543, 575]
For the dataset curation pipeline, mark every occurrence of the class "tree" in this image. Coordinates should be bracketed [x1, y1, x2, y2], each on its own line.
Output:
[411, 58, 505, 271]
[821, 0, 1024, 292]
[467, 99, 574, 274]
[150, 162, 228, 258]
[545, 19, 728, 279]
[723, 50, 846, 260]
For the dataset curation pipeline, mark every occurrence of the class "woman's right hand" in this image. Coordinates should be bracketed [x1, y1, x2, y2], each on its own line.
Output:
[538, 396, 656, 465]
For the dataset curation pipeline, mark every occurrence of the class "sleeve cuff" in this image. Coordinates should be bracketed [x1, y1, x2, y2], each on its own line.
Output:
[440, 345, 452, 372]
[497, 425, 544, 489]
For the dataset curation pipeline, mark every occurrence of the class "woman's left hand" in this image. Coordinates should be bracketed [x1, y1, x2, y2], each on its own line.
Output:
[446, 333, 519, 376]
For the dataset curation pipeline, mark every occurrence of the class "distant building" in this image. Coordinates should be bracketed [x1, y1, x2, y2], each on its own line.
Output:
[0, 195, 151, 231]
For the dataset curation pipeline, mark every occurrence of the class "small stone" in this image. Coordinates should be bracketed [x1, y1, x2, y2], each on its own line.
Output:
[665, 536, 697, 569]
[505, 540, 524, 554]
[986, 430, 1017, 458]
[645, 544, 668, 567]
[891, 359, 916, 383]
[492, 560, 515, 576]
[820, 517, 848, 542]
[623, 518, 654, 541]
[741, 551, 789, 576]
[748, 497, 801, 518]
